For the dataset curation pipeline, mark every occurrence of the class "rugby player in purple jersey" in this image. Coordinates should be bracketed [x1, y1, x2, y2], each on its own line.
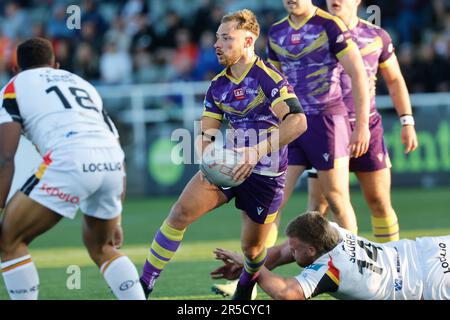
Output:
[268, 0, 371, 235]
[307, 0, 418, 243]
[139, 9, 307, 300]
[211, 0, 370, 299]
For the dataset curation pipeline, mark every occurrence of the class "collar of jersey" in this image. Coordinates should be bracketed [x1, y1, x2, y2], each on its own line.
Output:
[225, 56, 258, 85]
[288, 7, 317, 30]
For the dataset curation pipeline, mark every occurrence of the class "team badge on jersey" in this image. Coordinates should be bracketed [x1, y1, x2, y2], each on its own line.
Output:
[291, 33, 301, 44]
[233, 88, 245, 100]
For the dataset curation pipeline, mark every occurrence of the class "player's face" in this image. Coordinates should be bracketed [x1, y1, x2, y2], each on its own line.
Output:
[283, 0, 312, 16]
[288, 236, 317, 268]
[214, 21, 246, 66]
[327, 0, 360, 19]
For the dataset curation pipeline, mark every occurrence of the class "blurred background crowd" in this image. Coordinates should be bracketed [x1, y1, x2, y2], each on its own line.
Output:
[0, 0, 449, 93]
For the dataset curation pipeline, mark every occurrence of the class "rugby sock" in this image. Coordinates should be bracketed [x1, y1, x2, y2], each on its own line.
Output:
[101, 255, 146, 300]
[238, 248, 267, 287]
[371, 214, 400, 242]
[1, 255, 39, 300]
[141, 220, 186, 289]
[264, 223, 278, 248]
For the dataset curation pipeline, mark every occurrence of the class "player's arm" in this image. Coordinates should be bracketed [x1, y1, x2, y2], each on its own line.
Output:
[195, 116, 221, 161]
[266, 32, 282, 72]
[380, 56, 418, 154]
[211, 241, 295, 280]
[0, 122, 21, 209]
[197, 85, 223, 161]
[232, 98, 307, 181]
[338, 47, 371, 158]
[265, 239, 295, 270]
[267, 98, 307, 151]
[257, 267, 306, 300]
[254, 98, 307, 159]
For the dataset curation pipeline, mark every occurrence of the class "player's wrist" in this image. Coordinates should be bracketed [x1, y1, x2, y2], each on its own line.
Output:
[399, 114, 415, 126]
[255, 139, 272, 159]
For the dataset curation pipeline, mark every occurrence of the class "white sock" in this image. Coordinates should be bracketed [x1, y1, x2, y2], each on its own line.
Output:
[101, 255, 146, 300]
[1, 255, 39, 300]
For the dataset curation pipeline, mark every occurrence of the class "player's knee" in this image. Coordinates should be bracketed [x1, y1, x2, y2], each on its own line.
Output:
[168, 201, 195, 228]
[241, 244, 265, 261]
[84, 240, 113, 262]
[365, 194, 391, 216]
[308, 195, 328, 215]
[324, 189, 345, 207]
[0, 229, 24, 255]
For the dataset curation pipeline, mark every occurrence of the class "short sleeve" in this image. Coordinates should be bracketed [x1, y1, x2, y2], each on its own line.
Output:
[325, 17, 356, 60]
[266, 32, 281, 70]
[0, 80, 22, 125]
[378, 28, 396, 69]
[258, 62, 297, 109]
[295, 257, 340, 299]
[202, 85, 223, 121]
[0, 105, 14, 125]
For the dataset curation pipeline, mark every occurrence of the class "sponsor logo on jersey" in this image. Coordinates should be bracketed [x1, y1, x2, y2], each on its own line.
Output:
[388, 43, 394, 53]
[204, 100, 214, 109]
[438, 242, 450, 274]
[246, 88, 259, 95]
[336, 34, 345, 44]
[271, 88, 279, 98]
[291, 33, 301, 44]
[40, 184, 80, 204]
[303, 33, 320, 40]
[233, 88, 245, 100]
[394, 278, 403, 291]
[82, 162, 122, 173]
[65, 131, 78, 138]
[305, 264, 324, 271]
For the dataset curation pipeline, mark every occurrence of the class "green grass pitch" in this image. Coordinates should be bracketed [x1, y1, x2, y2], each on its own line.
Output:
[0, 187, 448, 300]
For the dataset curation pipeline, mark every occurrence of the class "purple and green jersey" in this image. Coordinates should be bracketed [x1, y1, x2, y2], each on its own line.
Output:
[202, 56, 297, 175]
[340, 19, 396, 119]
[267, 8, 356, 115]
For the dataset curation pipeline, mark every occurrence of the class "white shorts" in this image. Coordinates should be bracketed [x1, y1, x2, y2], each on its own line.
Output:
[416, 236, 450, 300]
[21, 147, 125, 220]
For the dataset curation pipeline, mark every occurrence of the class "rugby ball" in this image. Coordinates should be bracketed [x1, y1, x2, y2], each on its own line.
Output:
[200, 145, 244, 187]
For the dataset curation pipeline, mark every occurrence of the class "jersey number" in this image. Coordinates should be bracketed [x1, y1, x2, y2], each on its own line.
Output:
[46, 86, 99, 113]
[356, 240, 384, 275]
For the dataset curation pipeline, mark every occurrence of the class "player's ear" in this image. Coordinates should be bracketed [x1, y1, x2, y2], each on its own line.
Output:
[308, 245, 317, 257]
[12, 65, 20, 75]
[245, 36, 253, 48]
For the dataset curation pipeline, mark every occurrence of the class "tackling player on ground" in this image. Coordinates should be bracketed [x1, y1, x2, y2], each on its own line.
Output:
[212, 211, 450, 300]
[307, 0, 418, 242]
[0, 38, 145, 300]
[139, 9, 307, 300]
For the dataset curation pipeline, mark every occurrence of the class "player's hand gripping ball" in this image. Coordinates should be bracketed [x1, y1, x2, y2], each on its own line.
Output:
[200, 144, 245, 187]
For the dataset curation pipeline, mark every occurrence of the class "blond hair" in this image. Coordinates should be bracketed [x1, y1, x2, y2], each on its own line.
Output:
[221, 9, 260, 39]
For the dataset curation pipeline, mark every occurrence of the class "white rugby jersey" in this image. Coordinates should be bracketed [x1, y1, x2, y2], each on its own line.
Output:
[0, 67, 119, 156]
[296, 223, 423, 300]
